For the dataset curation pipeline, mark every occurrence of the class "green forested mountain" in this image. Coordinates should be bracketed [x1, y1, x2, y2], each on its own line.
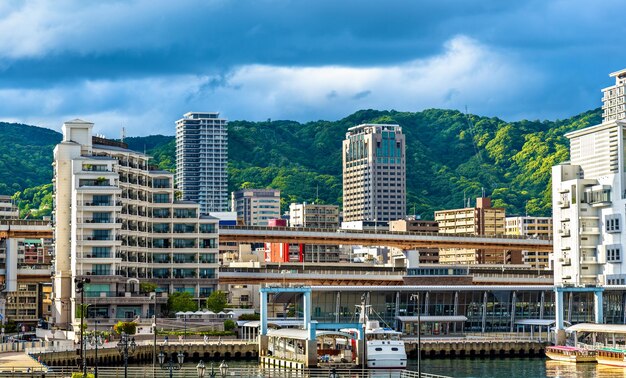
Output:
[3, 108, 602, 219]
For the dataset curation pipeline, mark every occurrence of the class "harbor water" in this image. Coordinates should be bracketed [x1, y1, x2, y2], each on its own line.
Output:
[418, 357, 626, 377]
[124, 358, 626, 377]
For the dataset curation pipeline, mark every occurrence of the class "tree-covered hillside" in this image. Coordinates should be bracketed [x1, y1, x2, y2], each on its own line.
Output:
[0, 122, 61, 194]
[2, 108, 602, 219]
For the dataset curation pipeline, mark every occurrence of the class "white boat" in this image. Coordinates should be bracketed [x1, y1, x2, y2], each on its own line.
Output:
[363, 319, 407, 369]
[344, 304, 407, 369]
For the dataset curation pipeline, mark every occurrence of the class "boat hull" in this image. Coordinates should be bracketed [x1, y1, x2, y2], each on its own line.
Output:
[596, 357, 626, 367]
[366, 358, 408, 369]
[545, 351, 596, 363]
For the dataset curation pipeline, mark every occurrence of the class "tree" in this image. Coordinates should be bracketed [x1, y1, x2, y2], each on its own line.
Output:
[167, 292, 198, 313]
[206, 291, 227, 313]
[113, 321, 136, 335]
[140, 282, 158, 294]
[223, 319, 236, 331]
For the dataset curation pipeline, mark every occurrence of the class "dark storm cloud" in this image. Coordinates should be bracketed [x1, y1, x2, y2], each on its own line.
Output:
[0, 0, 625, 135]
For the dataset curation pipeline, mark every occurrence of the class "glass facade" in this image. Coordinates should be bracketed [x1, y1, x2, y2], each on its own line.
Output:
[261, 288, 625, 334]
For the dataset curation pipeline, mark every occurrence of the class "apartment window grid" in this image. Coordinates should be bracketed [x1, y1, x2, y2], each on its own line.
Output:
[606, 214, 621, 233]
[607, 245, 622, 263]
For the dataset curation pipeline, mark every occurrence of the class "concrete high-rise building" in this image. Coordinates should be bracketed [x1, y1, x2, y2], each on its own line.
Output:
[553, 119, 626, 286]
[602, 69, 626, 122]
[53, 120, 219, 331]
[342, 124, 406, 222]
[505, 216, 553, 269]
[231, 189, 280, 226]
[175, 112, 228, 214]
[550, 69, 626, 334]
[435, 197, 512, 264]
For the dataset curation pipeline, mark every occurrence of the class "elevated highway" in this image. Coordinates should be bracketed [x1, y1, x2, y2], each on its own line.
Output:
[219, 226, 553, 251]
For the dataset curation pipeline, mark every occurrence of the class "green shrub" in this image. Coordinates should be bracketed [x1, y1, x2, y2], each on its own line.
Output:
[113, 321, 136, 335]
[238, 313, 260, 321]
[224, 319, 236, 331]
[71, 373, 95, 378]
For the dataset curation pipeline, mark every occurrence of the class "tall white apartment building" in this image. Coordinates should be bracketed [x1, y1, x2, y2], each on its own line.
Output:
[53, 120, 219, 329]
[602, 69, 626, 122]
[231, 189, 280, 226]
[552, 68, 626, 288]
[505, 216, 553, 269]
[342, 124, 406, 222]
[175, 112, 228, 214]
[552, 120, 626, 286]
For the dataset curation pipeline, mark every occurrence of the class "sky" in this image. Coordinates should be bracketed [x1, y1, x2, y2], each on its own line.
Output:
[1, 0, 625, 137]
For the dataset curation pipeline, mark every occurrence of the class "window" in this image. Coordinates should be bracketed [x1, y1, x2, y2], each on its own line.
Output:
[606, 214, 621, 233]
[153, 194, 170, 203]
[607, 245, 622, 262]
[92, 247, 110, 258]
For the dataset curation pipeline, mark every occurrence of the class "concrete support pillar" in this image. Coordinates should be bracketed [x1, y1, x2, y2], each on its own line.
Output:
[306, 339, 317, 367]
[481, 291, 488, 334]
[303, 290, 311, 332]
[510, 291, 517, 333]
[594, 290, 604, 324]
[555, 289, 564, 330]
[260, 291, 268, 336]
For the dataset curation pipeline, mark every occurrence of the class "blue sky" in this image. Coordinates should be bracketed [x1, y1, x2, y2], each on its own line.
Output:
[0, 0, 625, 136]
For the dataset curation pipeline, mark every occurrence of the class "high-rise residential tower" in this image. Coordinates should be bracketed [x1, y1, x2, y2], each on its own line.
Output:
[342, 124, 406, 222]
[176, 112, 228, 214]
[53, 120, 219, 331]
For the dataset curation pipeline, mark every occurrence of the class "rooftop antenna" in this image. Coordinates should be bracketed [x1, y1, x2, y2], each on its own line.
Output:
[482, 187, 486, 198]
[121, 127, 126, 144]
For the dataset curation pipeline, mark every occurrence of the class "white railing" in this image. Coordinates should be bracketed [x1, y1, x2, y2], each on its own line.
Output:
[44, 366, 452, 378]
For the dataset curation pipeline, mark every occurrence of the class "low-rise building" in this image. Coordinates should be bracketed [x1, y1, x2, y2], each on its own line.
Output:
[435, 197, 515, 264]
[231, 189, 280, 226]
[505, 216, 553, 269]
[389, 218, 439, 264]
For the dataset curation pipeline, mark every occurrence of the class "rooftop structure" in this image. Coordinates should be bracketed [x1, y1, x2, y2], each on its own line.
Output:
[602, 68, 626, 122]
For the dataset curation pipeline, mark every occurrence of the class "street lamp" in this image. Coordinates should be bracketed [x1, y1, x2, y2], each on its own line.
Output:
[75, 277, 90, 377]
[196, 360, 206, 378]
[158, 347, 184, 378]
[88, 322, 104, 378]
[219, 360, 228, 377]
[116, 332, 137, 378]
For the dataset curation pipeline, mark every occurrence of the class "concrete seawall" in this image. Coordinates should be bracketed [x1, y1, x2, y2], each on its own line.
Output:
[35, 338, 547, 367]
[405, 339, 547, 358]
[36, 341, 258, 367]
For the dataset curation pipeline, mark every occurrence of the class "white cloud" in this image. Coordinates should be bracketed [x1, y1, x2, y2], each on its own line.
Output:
[205, 35, 542, 122]
[0, 36, 542, 135]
